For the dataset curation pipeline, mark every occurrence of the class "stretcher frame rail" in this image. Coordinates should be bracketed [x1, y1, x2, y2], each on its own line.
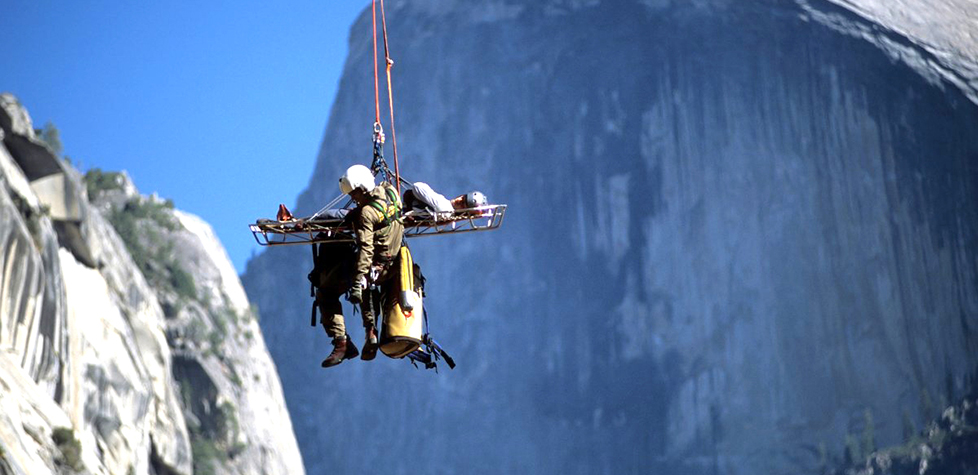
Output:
[250, 204, 507, 247]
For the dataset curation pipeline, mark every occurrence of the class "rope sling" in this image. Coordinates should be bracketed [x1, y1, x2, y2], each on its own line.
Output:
[371, 0, 404, 195]
[251, 1, 506, 244]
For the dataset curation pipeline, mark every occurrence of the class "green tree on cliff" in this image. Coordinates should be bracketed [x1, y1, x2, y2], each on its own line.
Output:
[34, 121, 63, 156]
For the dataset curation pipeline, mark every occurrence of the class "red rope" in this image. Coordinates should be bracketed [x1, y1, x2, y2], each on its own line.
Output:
[379, 0, 401, 195]
[371, 0, 380, 126]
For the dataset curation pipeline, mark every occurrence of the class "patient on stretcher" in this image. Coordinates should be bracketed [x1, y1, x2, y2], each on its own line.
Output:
[403, 182, 489, 222]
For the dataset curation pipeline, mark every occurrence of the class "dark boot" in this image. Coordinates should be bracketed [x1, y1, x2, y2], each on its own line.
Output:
[345, 336, 360, 359]
[322, 336, 359, 368]
[361, 327, 379, 361]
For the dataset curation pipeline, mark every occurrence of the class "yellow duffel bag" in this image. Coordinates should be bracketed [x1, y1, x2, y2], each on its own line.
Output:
[380, 246, 423, 358]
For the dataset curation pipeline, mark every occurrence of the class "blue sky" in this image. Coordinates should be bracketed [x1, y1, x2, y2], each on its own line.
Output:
[2, 1, 367, 272]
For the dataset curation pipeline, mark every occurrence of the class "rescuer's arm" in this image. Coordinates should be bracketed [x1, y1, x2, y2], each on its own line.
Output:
[353, 206, 379, 286]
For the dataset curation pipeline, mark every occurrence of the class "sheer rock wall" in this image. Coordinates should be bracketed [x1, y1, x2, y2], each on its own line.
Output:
[242, 1, 978, 474]
[0, 94, 302, 475]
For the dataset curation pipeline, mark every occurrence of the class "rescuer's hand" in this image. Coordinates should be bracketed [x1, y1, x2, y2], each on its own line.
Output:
[348, 283, 363, 305]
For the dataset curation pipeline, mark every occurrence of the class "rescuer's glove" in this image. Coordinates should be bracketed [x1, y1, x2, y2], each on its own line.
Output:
[349, 282, 363, 305]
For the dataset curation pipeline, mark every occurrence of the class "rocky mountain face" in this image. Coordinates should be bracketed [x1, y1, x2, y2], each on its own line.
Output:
[0, 93, 303, 475]
[828, 386, 978, 475]
[242, 1, 978, 474]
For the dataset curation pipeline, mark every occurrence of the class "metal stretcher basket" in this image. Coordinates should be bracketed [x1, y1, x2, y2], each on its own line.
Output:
[250, 204, 507, 247]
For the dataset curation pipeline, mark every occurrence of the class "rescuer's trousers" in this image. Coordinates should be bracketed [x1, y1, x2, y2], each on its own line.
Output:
[313, 243, 402, 340]
[316, 266, 399, 340]
[311, 242, 367, 340]
[317, 288, 381, 339]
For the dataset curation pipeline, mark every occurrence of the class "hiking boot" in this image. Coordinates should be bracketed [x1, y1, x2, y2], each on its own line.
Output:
[322, 336, 359, 368]
[345, 336, 360, 359]
[361, 327, 379, 361]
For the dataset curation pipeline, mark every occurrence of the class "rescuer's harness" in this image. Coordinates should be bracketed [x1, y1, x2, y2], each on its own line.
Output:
[367, 185, 402, 228]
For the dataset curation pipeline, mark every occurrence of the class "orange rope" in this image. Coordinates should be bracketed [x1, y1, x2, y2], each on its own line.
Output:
[378, 0, 401, 195]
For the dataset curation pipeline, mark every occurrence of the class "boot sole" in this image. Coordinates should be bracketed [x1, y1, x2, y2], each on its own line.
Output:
[322, 339, 358, 368]
[321, 358, 343, 368]
[361, 344, 378, 361]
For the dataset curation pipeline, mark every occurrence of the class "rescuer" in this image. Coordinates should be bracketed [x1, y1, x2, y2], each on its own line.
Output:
[318, 164, 404, 367]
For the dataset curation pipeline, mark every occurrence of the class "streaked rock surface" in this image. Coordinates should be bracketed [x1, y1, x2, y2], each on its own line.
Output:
[0, 93, 302, 475]
[243, 1, 978, 474]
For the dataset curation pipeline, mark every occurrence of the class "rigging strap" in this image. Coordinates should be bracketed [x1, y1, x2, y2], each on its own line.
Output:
[371, 0, 402, 195]
[372, 0, 381, 127]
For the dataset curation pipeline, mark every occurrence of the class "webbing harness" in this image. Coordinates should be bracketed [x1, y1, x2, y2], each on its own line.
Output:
[367, 185, 402, 228]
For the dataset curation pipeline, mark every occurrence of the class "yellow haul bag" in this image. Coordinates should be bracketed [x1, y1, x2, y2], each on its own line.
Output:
[380, 246, 423, 358]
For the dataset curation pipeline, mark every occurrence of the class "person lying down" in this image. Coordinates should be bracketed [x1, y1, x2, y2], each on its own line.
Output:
[403, 182, 488, 221]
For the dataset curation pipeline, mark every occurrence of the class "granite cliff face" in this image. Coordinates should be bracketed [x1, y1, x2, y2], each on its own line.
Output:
[0, 94, 303, 475]
[242, 1, 978, 474]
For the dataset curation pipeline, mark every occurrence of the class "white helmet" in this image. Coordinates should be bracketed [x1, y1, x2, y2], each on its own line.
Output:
[465, 191, 487, 208]
[339, 164, 376, 195]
